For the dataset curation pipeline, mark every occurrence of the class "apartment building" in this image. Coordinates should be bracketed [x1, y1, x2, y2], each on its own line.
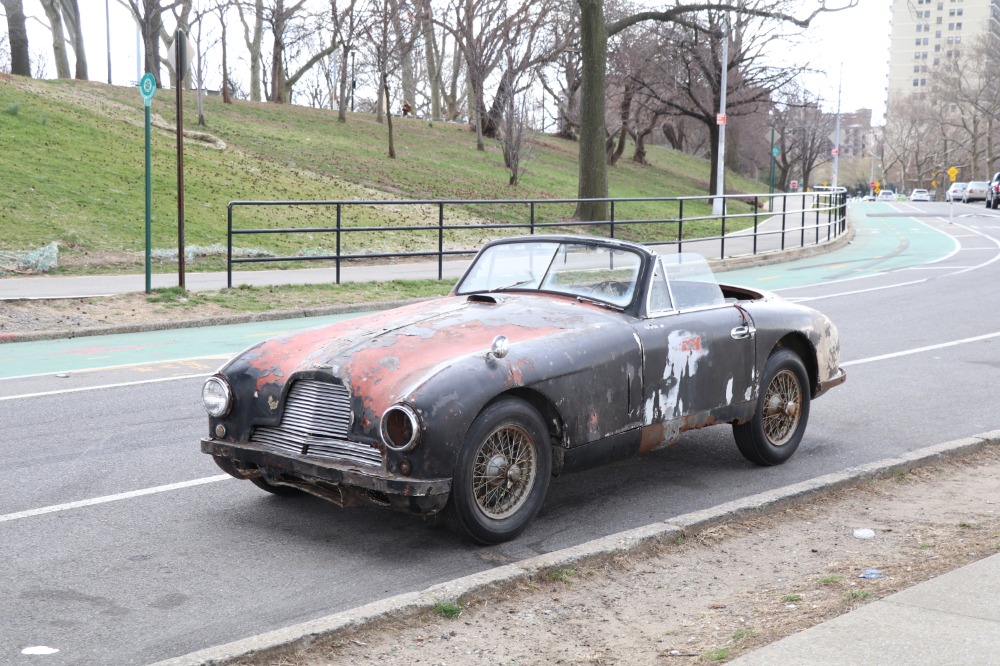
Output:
[887, 0, 1000, 104]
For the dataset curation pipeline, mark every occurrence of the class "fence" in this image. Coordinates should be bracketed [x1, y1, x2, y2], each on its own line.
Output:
[225, 189, 848, 288]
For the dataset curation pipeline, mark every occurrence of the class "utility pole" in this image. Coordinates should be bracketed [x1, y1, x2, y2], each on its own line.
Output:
[832, 65, 843, 189]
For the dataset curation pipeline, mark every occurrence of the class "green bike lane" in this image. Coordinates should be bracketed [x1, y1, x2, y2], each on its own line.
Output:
[0, 203, 958, 381]
[722, 202, 958, 289]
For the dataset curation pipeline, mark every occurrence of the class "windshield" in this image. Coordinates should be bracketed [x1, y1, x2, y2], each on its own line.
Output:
[456, 240, 643, 307]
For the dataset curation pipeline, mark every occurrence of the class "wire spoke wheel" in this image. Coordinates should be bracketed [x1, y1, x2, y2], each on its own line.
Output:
[472, 423, 537, 519]
[761, 369, 802, 447]
[733, 349, 810, 467]
[449, 398, 552, 544]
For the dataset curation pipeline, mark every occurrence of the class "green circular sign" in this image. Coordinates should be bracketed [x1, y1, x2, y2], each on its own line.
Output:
[139, 73, 156, 104]
[771, 146, 780, 157]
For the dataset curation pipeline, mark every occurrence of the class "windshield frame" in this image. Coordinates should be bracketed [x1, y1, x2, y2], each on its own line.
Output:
[454, 237, 649, 310]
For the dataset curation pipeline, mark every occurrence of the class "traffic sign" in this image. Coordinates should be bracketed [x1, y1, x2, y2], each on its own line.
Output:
[138, 72, 156, 106]
[716, 113, 727, 125]
[831, 148, 839, 156]
[947, 166, 959, 182]
[790, 180, 799, 190]
[772, 146, 780, 157]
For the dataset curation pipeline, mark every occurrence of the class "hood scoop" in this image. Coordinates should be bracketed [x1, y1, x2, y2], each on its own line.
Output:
[467, 293, 501, 305]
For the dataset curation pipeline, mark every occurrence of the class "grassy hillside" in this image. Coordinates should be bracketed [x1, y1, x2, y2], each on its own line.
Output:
[0, 74, 764, 274]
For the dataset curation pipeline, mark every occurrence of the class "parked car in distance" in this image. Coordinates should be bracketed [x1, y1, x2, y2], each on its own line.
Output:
[963, 181, 989, 203]
[876, 190, 896, 201]
[986, 173, 1000, 209]
[945, 182, 968, 202]
[862, 194, 876, 201]
[200, 235, 846, 544]
[909, 188, 931, 202]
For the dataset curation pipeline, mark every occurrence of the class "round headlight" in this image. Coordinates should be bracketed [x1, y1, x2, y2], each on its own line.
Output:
[202, 376, 232, 418]
[380, 404, 421, 452]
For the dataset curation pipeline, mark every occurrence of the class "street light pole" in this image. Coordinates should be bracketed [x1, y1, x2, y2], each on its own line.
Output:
[712, 15, 729, 216]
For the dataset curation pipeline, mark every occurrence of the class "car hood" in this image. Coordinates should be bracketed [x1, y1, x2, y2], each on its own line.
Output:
[221, 293, 631, 423]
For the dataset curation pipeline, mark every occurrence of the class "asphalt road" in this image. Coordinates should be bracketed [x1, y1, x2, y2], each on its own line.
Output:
[3, 200, 999, 665]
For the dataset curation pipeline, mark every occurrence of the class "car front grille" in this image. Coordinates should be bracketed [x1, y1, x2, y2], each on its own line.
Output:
[250, 379, 383, 467]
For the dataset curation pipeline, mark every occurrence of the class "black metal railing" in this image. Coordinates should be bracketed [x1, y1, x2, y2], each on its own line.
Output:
[225, 189, 848, 288]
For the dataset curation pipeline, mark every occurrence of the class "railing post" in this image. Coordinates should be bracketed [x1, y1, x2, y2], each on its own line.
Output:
[610, 199, 616, 238]
[438, 202, 444, 280]
[720, 197, 726, 259]
[227, 202, 233, 288]
[678, 199, 684, 253]
[530, 201, 535, 235]
[781, 194, 787, 251]
[753, 196, 759, 255]
[800, 193, 807, 247]
[335, 203, 342, 285]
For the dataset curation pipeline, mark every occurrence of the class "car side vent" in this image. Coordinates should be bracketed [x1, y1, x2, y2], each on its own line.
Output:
[467, 294, 499, 304]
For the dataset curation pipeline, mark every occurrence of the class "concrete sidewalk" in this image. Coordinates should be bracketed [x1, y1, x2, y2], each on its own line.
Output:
[730, 552, 1000, 665]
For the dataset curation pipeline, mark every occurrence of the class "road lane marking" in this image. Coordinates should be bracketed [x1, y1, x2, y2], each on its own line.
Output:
[0, 373, 210, 402]
[0, 475, 232, 524]
[842, 331, 1000, 367]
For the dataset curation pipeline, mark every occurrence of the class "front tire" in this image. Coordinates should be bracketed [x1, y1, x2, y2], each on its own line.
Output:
[448, 398, 552, 544]
[733, 349, 810, 466]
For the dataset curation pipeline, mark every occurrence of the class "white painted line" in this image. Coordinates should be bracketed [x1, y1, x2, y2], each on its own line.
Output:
[842, 331, 1000, 368]
[0, 373, 211, 402]
[790, 278, 930, 303]
[0, 475, 232, 524]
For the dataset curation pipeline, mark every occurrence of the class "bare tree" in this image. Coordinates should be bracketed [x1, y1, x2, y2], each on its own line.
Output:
[37, 0, 70, 78]
[498, 80, 535, 185]
[59, 0, 87, 79]
[573, 0, 855, 221]
[235, 0, 264, 101]
[1, 0, 31, 77]
[264, 0, 338, 103]
[330, 0, 364, 121]
[118, 0, 184, 87]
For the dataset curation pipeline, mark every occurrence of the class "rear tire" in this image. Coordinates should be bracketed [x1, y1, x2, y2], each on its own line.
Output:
[447, 398, 552, 544]
[733, 349, 810, 466]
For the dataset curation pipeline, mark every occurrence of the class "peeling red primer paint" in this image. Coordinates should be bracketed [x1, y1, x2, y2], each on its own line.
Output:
[236, 295, 614, 414]
[678, 336, 702, 352]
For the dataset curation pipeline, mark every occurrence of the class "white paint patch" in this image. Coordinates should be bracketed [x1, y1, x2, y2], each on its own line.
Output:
[21, 647, 59, 655]
[725, 377, 734, 404]
[0, 476, 231, 524]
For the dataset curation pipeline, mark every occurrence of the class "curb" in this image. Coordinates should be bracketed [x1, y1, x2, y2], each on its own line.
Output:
[0, 298, 428, 344]
[149, 428, 1000, 666]
[1, 224, 855, 346]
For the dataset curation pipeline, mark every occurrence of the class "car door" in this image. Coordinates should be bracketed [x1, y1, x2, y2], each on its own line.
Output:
[632, 256, 755, 451]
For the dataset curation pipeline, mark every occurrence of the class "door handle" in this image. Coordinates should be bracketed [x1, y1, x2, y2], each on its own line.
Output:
[731, 325, 755, 340]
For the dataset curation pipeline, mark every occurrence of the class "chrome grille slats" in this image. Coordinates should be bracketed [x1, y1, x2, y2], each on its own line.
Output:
[250, 379, 382, 467]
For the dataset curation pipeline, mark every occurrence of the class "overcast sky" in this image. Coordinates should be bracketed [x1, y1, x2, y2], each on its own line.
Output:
[10, 0, 892, 122]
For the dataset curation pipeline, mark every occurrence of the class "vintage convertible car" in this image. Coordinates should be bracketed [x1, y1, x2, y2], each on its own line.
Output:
[202, 235, 845, 544]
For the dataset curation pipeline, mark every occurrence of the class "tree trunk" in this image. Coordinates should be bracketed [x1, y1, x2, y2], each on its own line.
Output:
[708, 122, 720, 196]
[608, 80, 633, 166]
[1, 0, 31, 77]
[60, 0, 87, 79]
[575, 0, 608, 222]
[420, 0, 441, 120]
[337, 44, 350, 122]
[39, 0, 71, 78]
[632, 127, 651, 164]
[236, 0, 264, 101]
[384, 73, 396, 159]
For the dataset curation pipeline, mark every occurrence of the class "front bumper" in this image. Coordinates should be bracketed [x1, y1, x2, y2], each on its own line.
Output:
[202, 438, 452, 515]
[815, 367, 847, 398]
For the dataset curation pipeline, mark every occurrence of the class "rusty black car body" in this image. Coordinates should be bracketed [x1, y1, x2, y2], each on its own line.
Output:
[201, 235, 845, 543]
